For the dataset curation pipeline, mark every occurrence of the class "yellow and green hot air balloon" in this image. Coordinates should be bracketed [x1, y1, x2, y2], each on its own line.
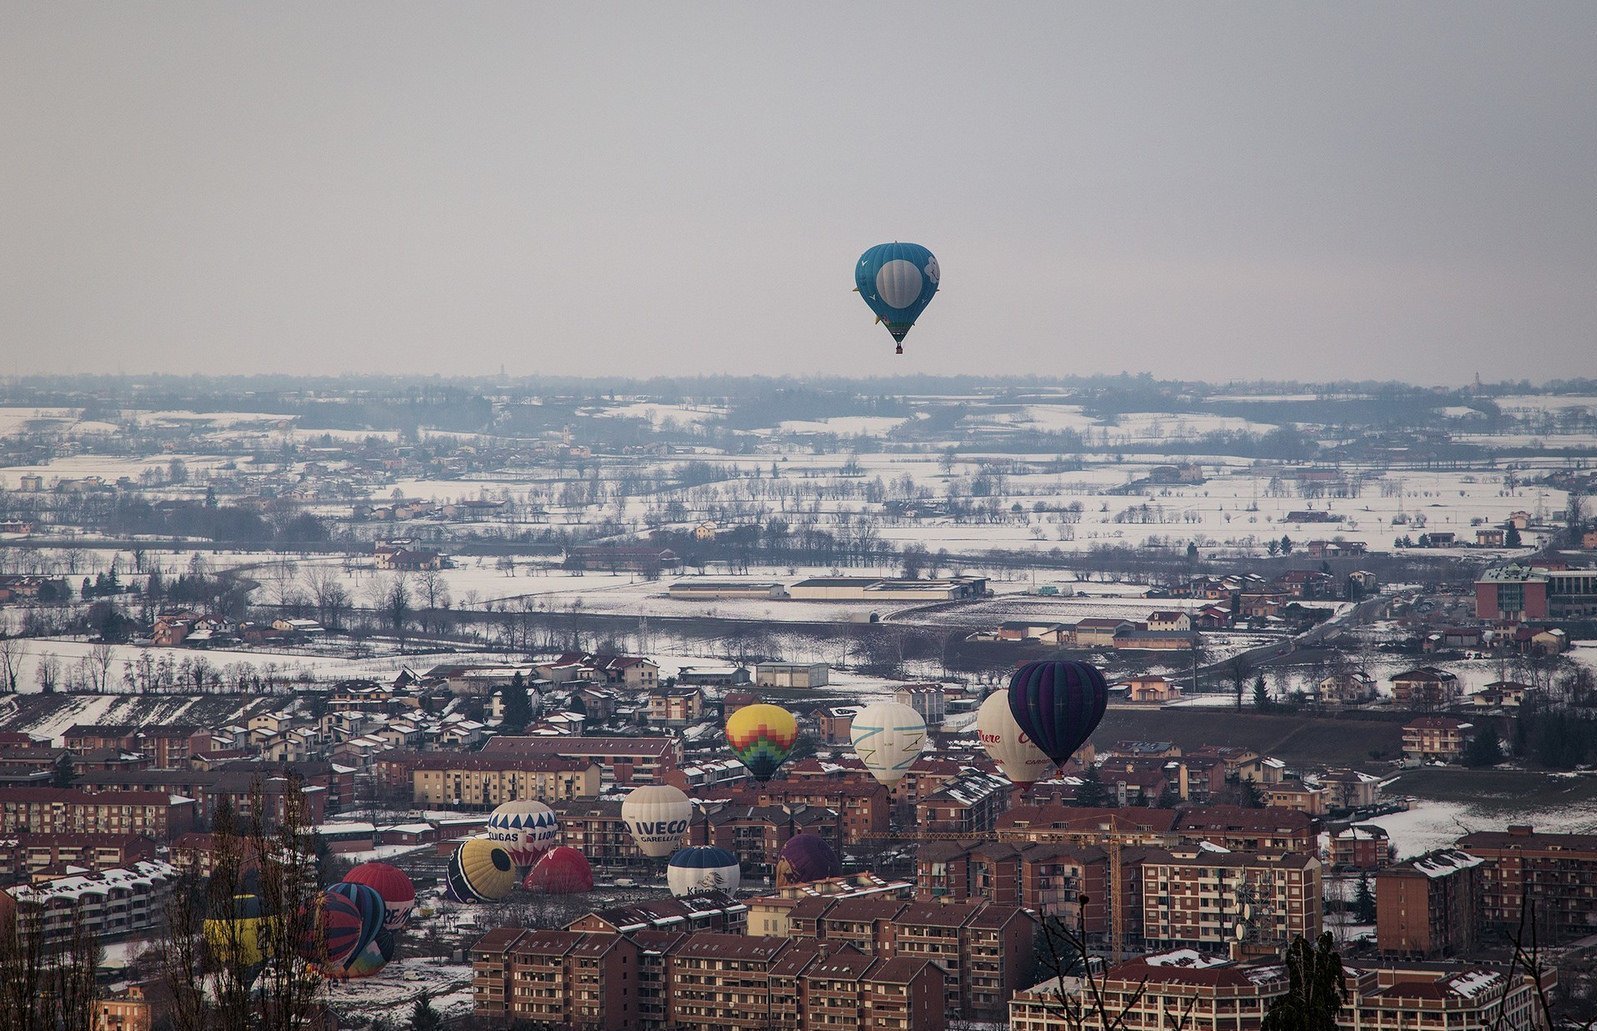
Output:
[725, 703, 798, 781]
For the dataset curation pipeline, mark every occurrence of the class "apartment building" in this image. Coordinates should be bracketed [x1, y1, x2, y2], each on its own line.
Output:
[373, 751, 600, 807]
[1138, 849, 1323, 951]
[1402, 717, 1474, 762]
[475, 929, 945, 1031]
[1376, 849, 1484, 958]
[480, 736, 682, 785]
[1456, 825, 1597, 943]
[0, 787, 196, 840]
[1010, 954, 1554, 1031]
[916, 770, 1011, 836]
[0, 832, 157, 880]
[739, 778, 889, 844]
[5, 861, 178, 943]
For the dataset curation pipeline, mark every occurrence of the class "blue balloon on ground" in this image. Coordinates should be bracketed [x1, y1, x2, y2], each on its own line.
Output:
[856, 242, 940, 352]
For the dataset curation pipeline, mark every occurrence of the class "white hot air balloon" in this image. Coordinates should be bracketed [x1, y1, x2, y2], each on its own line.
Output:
[666, 846, 742, 897]
[621, 785, 693, 859]
[486, 800, 560, 868]
[977, 689, 1055, 786]
[849, 700, 927, 786]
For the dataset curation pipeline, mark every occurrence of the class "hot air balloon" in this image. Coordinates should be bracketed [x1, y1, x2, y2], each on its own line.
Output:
[445, 838, 518, 903]
[666, 847, 741, 897]
[776, 833, 841, 887]
[297, 888, 371, 972]
[725, 703, 798, 781]
[849, 700, 926, 786]
[1007, 660, 1109, 766]
[204, 894, 274, 985]
[523, 846, 595, 895]
[621, 785, 694, 859]
[486, 800, 560, 869]
[325, 881, 387, 954]
[342, 862, 416, 932]
[855, 242, 940, 354]
[338, 930, 395, 979]
[977, 689, 1055, 786]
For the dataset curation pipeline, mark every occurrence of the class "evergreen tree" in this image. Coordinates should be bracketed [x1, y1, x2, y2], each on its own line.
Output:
[1462, 727, 1503, 768]
[1354, 874, 1377, 923]
[1505, 524, 1522, 547]
[1074, 766, 1113, 807]
[1252, 677, 1272, 710]
[51, 753, 76, 789]
[501, 672, 534, 732]
[1262, 932, 1346, 1031]
[1279, 535, 1294, 555]
[409, 989, 443, 1031]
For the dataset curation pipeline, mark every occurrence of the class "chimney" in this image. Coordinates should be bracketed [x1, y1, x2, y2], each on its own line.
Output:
[1507, 825, 1534, 837]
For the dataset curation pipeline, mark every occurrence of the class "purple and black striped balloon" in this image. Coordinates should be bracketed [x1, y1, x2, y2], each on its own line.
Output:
[1006, 660, 1109, 764]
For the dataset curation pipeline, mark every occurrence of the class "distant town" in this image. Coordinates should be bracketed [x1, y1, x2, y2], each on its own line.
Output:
[2, 373, 1596, 1030]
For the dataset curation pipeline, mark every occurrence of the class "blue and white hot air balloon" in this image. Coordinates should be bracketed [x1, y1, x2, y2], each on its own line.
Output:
[855, 242, 940, 354]
[666, 846, 741, 897]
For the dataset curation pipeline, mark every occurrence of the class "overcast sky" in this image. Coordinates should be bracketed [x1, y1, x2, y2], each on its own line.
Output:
[3, 4, 1594, 384]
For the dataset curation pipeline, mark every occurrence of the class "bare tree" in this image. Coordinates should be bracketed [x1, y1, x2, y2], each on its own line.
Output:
[158, 780, 326, 1031]
[87, 641, 115, 692]
[36, 652, 61, 693]
[1033, 900, 1197, 1031]
[0, 899, 102, 1031]
[0, 634, 23, 693]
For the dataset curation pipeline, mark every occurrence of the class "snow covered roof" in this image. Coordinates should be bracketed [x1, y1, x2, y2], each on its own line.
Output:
[1410, 849, 1484, 879]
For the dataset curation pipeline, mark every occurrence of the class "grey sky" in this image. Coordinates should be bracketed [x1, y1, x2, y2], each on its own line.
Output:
[3, 3, 1593, 383]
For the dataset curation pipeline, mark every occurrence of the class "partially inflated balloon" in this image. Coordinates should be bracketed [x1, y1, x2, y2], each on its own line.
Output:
[667, 847, 741, 897]
[486, 800, 560, 869]
[446, 838, 518, 903]
[978, 689, 1055, 786]
[336, 930, 394, 980]
[324, 882, 386, 958]
[855, 242, 940, 353]
[204, 894, 274, 984]
[524, 846, 594, 895]
[621, 785, 694, 859]
[297, 890, 368, 970]
[775, 833, 841, 887]
[725, 703, 798, 781]
[1008, 660, 1109, 766]
[849, 701, 926, 786]
[342, 862, 416, 932]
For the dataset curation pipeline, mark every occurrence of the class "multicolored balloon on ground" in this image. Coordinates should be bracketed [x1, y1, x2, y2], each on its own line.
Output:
[446, 838, 518, 903]
[337, 929, 394, 980]
[775, 833, 841, 887]
[667, 847, 741, 897]
[297, 888, 371, 972]
[1007, 660, 1109, 766]
[486, 800, 560, 868]
[977, 689, 1055, 786]
[725, 703, 798, 781]
[523, 846, 595, 895]
[341, 862, 416, 932]
[855, 242, 940, 354]
[621, 785, 694, 858]
[849, 701, 926, 786]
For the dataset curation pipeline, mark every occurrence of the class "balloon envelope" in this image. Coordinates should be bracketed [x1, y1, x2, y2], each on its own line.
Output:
[524, 846, 594, 895]
[667, 846, 741, 897]
[1007, 660, 1109, 766]
[324, 881, 386, 956]
[486, 800, 560, 868]
[332, 930, 393, 980]
[446, 838, 518, 903]
[855, 242, 940, 346]
[342, 862, 416, 932]
[775, 833, 841, 887]
[204, 894, 274, 980]
[977, 689, 1055, 786]
[297, 889, 369, 970]
[621, 785, 694, 858]
[849, 701, 926, 786]
[725, 703, 798, 781]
